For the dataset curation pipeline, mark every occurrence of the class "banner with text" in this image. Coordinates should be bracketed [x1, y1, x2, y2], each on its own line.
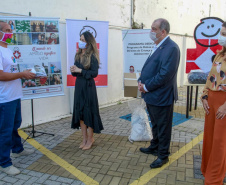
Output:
[122, 29, 155, 73]
[66, 19, 108, 87]
[0, 16, 64, 99]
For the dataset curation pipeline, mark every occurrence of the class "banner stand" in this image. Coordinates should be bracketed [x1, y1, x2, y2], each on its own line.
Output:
[23, 99, 54, 142]
[66, 19, 109, 87]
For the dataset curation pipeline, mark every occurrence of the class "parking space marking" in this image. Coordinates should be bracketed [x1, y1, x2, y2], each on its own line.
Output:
[130, 132, 204, 185]
[19, 129, 204, 185]
[19, 130, 99, 185]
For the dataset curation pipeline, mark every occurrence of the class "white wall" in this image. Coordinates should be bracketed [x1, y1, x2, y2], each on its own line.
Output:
[133, 0, 226, 85]
[133, 0, 226, 36]
[0, 0, 226, 127]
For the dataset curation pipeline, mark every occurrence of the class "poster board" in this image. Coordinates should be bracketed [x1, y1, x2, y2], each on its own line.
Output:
[0, 16, 64, 99]
[122, 29, 155, 97]
[122, 29, 155, 73]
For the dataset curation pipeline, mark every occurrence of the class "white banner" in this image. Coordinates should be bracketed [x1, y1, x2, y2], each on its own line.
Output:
[0, 16, 64, 99]
[122, 29, 155, 73]
[66, 19, 108, 87]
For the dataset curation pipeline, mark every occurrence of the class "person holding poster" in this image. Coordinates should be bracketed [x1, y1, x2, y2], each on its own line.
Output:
[70, 31, 103, 150]
[0, 21, 35, 175]
[201, 22, 226, 185]
[138, 18, 180, 169]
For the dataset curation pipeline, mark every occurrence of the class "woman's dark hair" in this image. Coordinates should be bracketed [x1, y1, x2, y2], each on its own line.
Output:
[222, 22, 226, 28]
[75, 31, 100, 69]
[211, 54, 216, 63]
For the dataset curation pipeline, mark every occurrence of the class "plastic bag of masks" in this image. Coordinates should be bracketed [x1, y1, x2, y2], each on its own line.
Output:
[188, 70, 208, 84]
[128, 99, 152, 143]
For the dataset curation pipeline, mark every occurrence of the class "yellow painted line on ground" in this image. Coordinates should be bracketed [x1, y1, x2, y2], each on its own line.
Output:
[18, 130, 99, 185]
[130, 132, 204, 185]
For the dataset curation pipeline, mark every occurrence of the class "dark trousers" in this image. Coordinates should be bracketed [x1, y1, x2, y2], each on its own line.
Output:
[0, 99, 24, 168]
[146, 103, 174, 160]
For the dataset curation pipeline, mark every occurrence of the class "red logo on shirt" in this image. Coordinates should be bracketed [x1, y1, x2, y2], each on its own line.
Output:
[13, 47, 21, 59]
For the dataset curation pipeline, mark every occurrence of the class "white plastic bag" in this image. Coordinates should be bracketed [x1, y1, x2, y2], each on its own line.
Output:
[128, 99, 153, 143]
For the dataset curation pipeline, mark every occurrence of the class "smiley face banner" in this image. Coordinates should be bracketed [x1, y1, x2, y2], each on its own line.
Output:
[186, 17, 224, 73]
[0, 16, 64, 100]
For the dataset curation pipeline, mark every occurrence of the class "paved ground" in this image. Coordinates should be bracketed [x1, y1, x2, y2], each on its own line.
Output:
[0, 86, 223, 185]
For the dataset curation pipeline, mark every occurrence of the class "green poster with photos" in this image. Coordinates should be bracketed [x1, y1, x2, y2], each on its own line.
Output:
[0, 16, 63, 99]
[15, 20, 31, 32]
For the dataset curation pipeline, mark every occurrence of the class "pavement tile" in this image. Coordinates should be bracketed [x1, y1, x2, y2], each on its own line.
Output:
[23, 176, 39, 184]
[2, 176, 18, 183]
[71, 181, 84, 185]
[13, 180, 26, 185]
[56, 176, 74, 183]
[0, 173, 7, 179]
[101, 175, 113, 185]
[48, 175, 59, 181]
[94, 174, 104, 182]
[107, 170, 123, 177]
[87, 172, 97, 179]
[36, 174, 50, 183]
[43, 180, 61, 185]
[109, 176, 121, 185]
[15, 173, 31, 181]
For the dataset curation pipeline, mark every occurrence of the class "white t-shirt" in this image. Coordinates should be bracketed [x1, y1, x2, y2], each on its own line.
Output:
[0, 46, 23, 103]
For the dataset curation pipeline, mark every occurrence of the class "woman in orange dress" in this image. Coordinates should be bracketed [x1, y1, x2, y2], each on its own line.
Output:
[201, 22, 226, 185]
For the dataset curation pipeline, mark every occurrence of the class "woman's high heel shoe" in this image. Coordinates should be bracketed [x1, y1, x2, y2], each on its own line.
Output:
[82, 139, 94, 150]
[79, 141, 86, 149]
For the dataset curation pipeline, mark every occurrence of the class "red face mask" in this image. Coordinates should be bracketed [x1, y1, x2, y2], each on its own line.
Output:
[0, 31, 13, 44]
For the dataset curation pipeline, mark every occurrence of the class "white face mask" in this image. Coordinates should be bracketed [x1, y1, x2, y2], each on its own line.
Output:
[149, 31, 158, 42]
[78, 40, 87, 49]
[218, 35, 226, 47]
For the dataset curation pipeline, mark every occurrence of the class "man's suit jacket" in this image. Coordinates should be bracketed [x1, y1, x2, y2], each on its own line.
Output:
[139, 37, 180, 106]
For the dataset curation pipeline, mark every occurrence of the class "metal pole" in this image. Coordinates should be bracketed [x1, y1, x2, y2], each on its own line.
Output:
[195, 86, 199, 110]
[189, 86, 193, 111]
[31, 99, 35, 138]
[131, 0, 134, 28]
[180, 36, 186, 86]
[186, 86, 189, 118]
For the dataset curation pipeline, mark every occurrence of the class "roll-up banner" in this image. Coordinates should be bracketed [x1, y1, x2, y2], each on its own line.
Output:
[66, 19, 109, 87]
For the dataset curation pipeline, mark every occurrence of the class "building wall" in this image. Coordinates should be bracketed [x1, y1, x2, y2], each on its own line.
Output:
[0, 0, 225, 127]
[133, 0, 226, 35]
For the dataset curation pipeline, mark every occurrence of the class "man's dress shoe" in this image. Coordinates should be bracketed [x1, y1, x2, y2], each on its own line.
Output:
[150, 157, 169, 168]
[139, 147, 158, 156]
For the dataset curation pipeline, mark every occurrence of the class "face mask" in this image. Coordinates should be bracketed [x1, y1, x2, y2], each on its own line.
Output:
[0, 31, 13, 44]
[78, 40, 87, 49]
[150, 31, 161, 42]
[218, 35, 226, 47]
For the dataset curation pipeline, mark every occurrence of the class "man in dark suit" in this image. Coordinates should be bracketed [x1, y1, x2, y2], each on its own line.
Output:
[138, 18, 180, 168]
